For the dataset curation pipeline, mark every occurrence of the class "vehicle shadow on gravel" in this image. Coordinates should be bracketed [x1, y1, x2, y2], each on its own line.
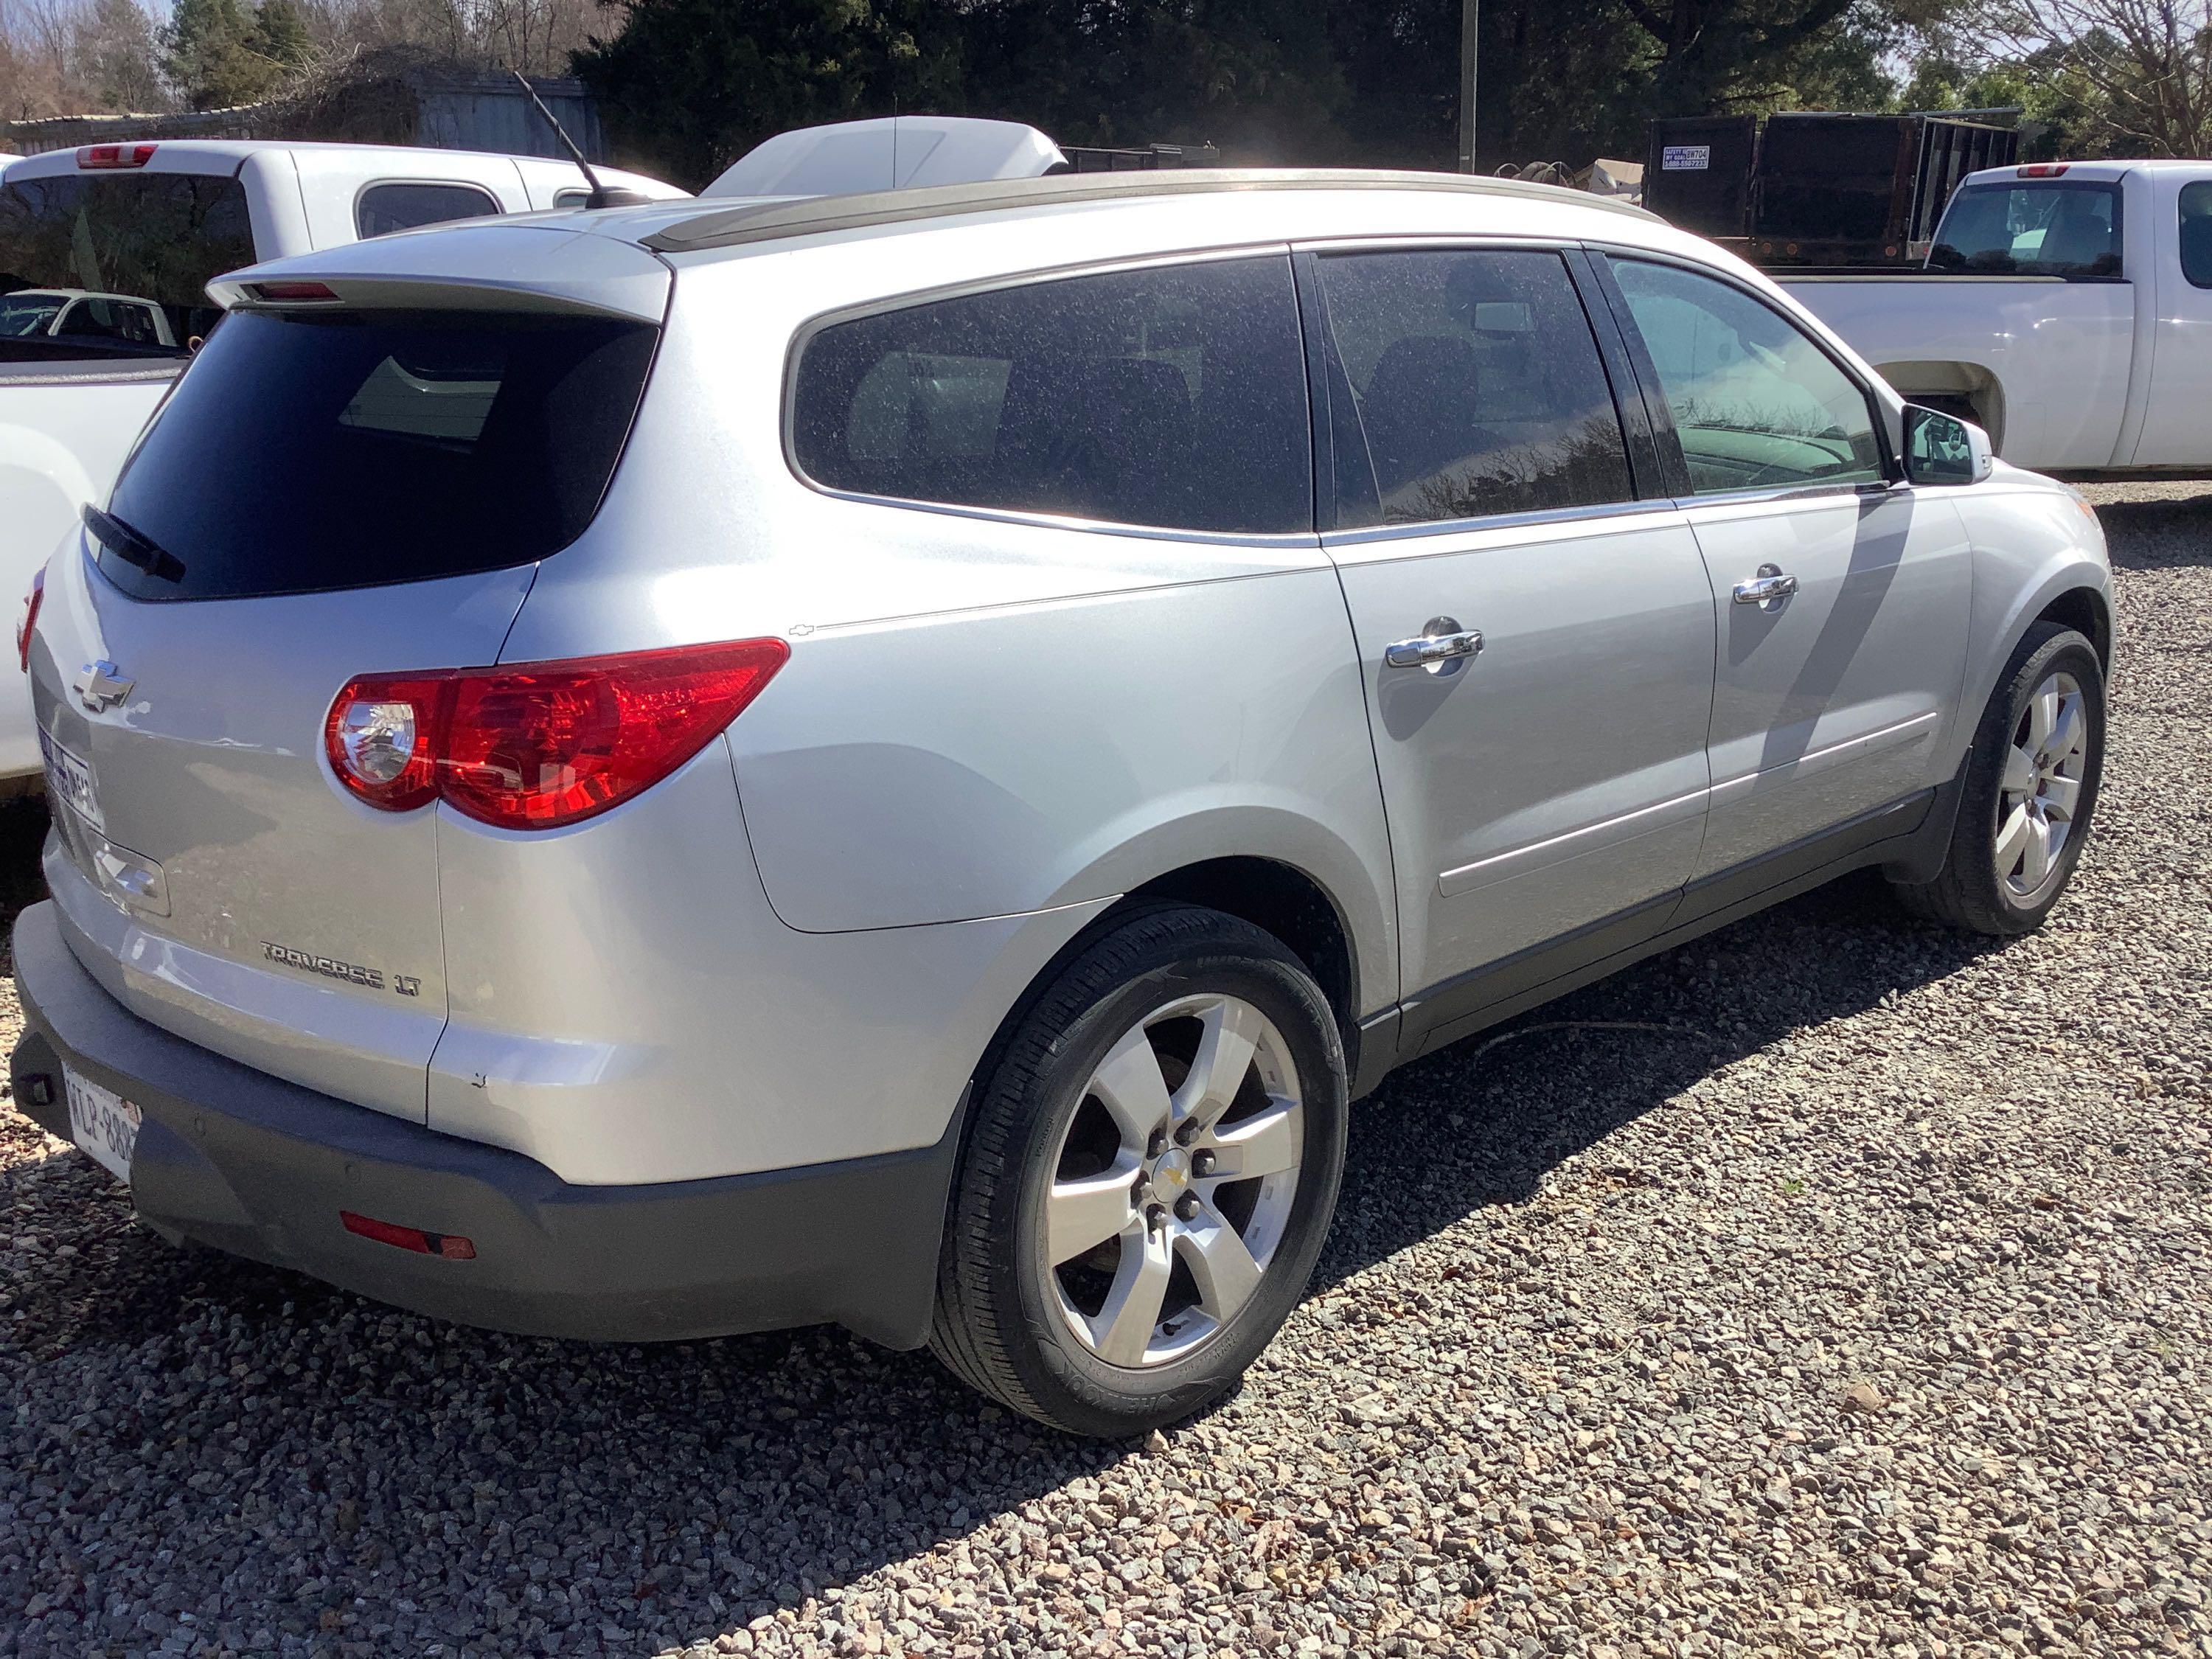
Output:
[2093, 489, 2212, 568]
[0, 796, 47, 968]
[1310, 867, 2004, 1298]
[1, 864, 2016, 1652]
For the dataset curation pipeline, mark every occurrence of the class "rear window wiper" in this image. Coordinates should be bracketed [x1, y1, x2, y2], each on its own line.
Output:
[83, 504, 186, 584]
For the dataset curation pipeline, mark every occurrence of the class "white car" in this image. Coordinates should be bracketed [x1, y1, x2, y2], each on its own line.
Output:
[10, 167, 2112, 1436]
[1782, 160, 2212, 476]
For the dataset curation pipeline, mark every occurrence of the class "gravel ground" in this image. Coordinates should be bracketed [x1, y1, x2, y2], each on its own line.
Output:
[2, 480, 2208, 1659]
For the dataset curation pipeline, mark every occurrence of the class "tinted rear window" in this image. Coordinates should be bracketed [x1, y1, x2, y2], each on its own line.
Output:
[356, 181, 501, 239]
[790, 255, 1311, 534]
[1930, 181, 2124, 277]
[0, 172, 252, 358]
[99, 309, 656, 601]
[2182, 180, 2212, 290]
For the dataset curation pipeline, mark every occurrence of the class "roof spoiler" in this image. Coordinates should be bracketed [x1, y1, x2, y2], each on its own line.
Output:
[700, 116, 1066, 201]
[206, 223, 671, 322]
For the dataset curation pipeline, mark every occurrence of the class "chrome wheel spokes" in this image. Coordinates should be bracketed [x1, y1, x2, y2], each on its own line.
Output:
[1043, 993, 1303, 1368]
[1997, 669, 2090, 900]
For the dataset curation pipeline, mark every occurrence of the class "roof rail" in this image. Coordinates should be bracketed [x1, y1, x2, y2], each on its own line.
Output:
[641, 166, 1658, 255]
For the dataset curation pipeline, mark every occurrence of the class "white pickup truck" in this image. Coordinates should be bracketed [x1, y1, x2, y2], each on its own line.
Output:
[0, 138, 683, 781]
[1781, 160, 2212, 477]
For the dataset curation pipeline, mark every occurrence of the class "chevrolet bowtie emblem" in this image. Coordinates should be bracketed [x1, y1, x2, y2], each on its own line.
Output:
[74, 660, 133, 713]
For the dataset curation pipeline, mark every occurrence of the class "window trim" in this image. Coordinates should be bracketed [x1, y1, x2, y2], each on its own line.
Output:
[1290, 236, 1655, 539]
[1588, 243, 1902, 504]
[779, 242, 1321, 545]
[352, 178, 504, 242]
[2180, 179, 2212, 292]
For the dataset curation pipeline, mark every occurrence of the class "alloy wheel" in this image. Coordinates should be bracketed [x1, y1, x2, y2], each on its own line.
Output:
[1997, 669, 2091, 900]
[1043, 993, 1304, 1368]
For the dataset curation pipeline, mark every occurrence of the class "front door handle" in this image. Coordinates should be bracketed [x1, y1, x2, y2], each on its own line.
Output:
[1384, 622, 1484, 672]
[1733, 564, 1798, 607]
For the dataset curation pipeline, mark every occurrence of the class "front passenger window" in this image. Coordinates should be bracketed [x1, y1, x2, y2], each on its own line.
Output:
[1609, 258, 1884, 495]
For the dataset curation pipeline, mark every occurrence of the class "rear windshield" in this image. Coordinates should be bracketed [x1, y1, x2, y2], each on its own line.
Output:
[1929, 181, 2124, 278]
[99, 309, 657, 601]
[0, 172, 253, 358]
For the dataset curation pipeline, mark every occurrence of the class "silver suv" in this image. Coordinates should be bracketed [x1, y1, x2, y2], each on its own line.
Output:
[10, 173, 2112, 1437]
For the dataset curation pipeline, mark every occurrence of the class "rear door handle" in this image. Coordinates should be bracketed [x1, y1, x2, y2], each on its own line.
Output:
[1384, 624, 1484, 671]
[1733, 565, 1798, 606]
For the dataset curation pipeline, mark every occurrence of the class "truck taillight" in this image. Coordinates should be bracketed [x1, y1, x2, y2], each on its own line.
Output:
[324, 640, 790, 830]
[2017, 163, 2070, 178]
[77, 143, 156, 170]
[16, 567, 44, 674]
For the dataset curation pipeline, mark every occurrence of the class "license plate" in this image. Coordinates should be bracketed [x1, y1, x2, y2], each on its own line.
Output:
[64, 1065, 139, 1183]
[39, 730, 103, 833]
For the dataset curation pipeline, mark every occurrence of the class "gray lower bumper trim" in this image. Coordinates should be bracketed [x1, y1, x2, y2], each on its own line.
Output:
[8, 902, 956, 1349]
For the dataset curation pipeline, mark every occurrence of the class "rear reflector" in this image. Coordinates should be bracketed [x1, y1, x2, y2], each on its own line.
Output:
[2018, 163, 2071, 178]
[341, 1211, 476, 1259]
[16, 566, 44, 675]
[78, 142, 156, 170]
[326, 639, 790, 830]
[248, 281, 340, 303]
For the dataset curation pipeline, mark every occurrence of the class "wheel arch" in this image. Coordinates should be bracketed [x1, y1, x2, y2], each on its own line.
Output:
[969, 845, 1387, 1127]
[2031, 583, 2113, 670]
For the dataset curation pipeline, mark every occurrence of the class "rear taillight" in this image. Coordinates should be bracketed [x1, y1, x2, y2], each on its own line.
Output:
[77, 142, 156, 169]
[16, 566, 44, 674]
[2018, 163, 2071, 178]
[324, 640, 789, 830]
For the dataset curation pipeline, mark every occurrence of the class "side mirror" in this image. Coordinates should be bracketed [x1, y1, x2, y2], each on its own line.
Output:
[1903, 404, 1995, 487]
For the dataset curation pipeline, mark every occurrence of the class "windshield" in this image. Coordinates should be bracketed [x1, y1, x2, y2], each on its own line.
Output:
[0, 171, 253, 358]
[101, 307, 658, 601]
[1928, 181, 2124, 278]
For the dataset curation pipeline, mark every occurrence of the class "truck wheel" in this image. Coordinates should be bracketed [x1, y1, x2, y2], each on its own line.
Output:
[931, 905, 1347, 1439]
[1893, 622, 2104, 936]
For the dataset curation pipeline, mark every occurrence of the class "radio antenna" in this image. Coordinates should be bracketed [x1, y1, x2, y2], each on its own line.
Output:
[511, 70, 647, 209]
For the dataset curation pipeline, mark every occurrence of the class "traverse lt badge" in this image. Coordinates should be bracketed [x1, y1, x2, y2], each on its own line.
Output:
[74, 660, 133, 714]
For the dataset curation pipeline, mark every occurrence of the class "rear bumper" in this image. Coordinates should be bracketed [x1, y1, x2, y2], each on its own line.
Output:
[9, 901, 956, 1348]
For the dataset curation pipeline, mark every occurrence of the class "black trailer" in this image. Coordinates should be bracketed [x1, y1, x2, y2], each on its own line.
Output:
[1751, 112, 2019, 266]
[1644, 111, 2020, 268]
[1642, 115, 1759, 241]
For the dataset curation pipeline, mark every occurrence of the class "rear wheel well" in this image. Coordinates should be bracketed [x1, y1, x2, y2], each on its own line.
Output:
[2034, 586, 2112, 669]
[1120, 858, 1357, 1043]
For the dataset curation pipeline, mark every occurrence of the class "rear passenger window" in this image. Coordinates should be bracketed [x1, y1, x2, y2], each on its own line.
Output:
[2183, 181, 2212, 290]
[1313, 248, 1633, 527]
[356, 181, 501, 240]
[790, 256, 1311, 534]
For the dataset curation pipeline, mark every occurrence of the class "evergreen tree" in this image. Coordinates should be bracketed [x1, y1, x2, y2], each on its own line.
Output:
[250, 0, 314, 77]
[164, 0, 265, 108]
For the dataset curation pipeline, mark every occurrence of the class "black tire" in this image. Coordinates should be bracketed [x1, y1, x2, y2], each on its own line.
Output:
[930, 905, 1347, 1439]
[1892, 622, 2104, 935]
